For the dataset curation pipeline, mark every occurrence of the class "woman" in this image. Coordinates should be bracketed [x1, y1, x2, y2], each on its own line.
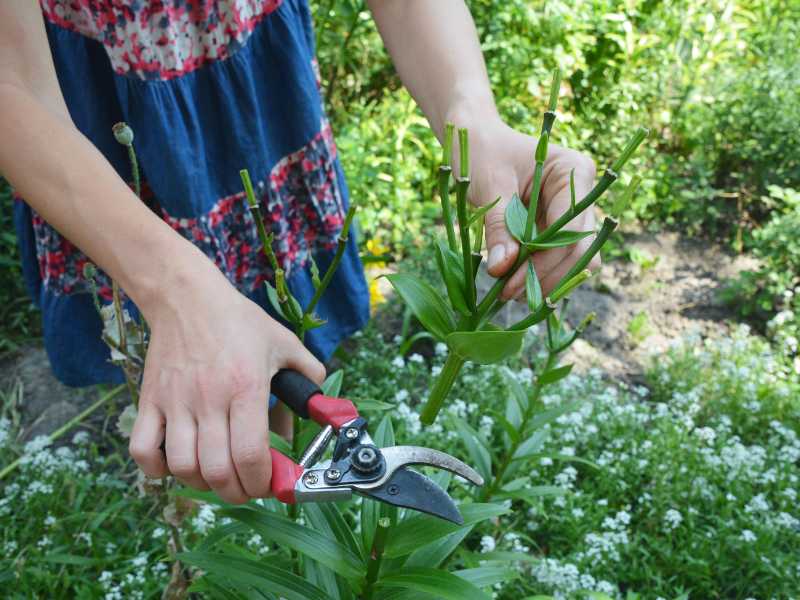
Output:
[0, 0, 598, 505]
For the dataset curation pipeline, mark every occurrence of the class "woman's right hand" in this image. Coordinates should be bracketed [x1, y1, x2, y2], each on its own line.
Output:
[128, 253, 325, 504]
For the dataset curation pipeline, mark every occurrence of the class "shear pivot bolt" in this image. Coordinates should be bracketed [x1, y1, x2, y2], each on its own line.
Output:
[303, 473, 319, 486]
[326, 468, 341, 480]
[345, 428, 359, 440]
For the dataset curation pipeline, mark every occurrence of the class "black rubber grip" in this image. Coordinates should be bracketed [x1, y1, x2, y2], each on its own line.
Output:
[271, 369, 321, 419]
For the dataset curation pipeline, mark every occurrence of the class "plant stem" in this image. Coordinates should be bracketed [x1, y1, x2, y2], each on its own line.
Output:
[0, 385, 125, 480]
[480, 351, 556, 502]
[362, 517, 391, 600]
[127, 145, 141, 200]
[456, 178, 475, 312]
[111, 281, 139, 406]
[439, 167, 457, 251]
[523, 142, 546, 241]
[305, 203, 357, 317]
[420, 353, 465, 425]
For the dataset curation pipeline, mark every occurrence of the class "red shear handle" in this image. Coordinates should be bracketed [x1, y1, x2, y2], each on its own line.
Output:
[269, 448, 304, 504]
[308, 394, 359, 429]
[272, 369, 359, 429]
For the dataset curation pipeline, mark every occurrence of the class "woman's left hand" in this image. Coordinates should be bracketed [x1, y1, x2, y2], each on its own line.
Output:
[463, 119, 599, 300]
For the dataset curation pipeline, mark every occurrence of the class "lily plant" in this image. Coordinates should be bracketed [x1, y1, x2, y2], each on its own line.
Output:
[384, 69, 648, 424]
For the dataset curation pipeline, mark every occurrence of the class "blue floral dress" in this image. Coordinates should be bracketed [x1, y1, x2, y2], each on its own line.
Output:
[14, 0, 370, 386]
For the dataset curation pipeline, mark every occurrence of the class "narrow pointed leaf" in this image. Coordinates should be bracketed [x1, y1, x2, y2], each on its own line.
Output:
[219, 507, 363, 580]
[179, 551, 329, 600]
[453, 419, 492, 481]
[303, 313, 326, 331]
[434, 240, 470, 316]
[525, 229, 594, 250]
[321, 370, 344, 397]
[501, 367, 529, 413]
[384, 274, 455, 341]
[468, 196, 501, 226]
[446, 329, 525, 364]
[456, 567, 519, 588]
[512, 430, 548, 461]
[538, 364, 573, 386]
[525, 262, 544, 313]
[529, 400, 581, 431]
[495, 486, 566, 502]
[504, 193, 529, 242]
[404, 527, 473, 569]
[303, 502, 363, 561]
[376, 568, 491, 600]
[265, 282, 287, 320]
[384, 503, 509, 558]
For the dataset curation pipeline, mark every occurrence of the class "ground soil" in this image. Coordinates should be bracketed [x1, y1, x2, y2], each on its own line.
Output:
[0, 228, 759, 440]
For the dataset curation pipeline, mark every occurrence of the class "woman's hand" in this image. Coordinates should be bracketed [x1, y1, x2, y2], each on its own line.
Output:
[129, 255, 325, 504]
[462, 118, 599, 300]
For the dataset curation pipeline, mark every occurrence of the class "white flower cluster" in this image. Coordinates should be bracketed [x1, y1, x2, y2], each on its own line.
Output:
[532, 558, 618, 599]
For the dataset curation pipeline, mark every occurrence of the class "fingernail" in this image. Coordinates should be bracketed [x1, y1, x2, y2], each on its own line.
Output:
[488, 245, 506, 270]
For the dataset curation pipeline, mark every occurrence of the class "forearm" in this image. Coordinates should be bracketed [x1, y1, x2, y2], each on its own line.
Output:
[367, 0, 501, 139]
[0, 82, 208, 314]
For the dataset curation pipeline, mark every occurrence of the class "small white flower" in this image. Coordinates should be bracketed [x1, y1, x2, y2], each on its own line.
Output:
[71, 430, 90, 445]
[664, 509, 683, 530]
[740, 529, 757, 543]
[408, 353, 424, 364]
[480, 535, 496, 553]
[391, 356, 405, 369]
[394, 389, 410, 402]
[434, 343, 448, 356]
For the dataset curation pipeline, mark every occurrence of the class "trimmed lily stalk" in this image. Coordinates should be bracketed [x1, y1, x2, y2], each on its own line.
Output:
[391, 68, 649, 425]
[240, 168, 354, 341]
[362, 517, 391, 600]
[439, 123, 458, 251]
[455, 128, 476, 312]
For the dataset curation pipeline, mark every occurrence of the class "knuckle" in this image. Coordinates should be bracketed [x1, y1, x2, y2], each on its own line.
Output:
[202, 463, 232, 487]
[128, 439, 150, 465]
[233, 443, 266, 469]
[169, 457, 199, 479]
[226, 363, 260, 399]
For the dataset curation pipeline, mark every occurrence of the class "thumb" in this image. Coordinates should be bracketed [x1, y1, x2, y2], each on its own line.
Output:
[484, 192, 520, 278]
[276, 328, 326, 385]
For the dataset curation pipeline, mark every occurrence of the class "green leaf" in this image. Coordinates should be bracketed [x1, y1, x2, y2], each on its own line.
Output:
[504, 193, 529, 242]
[179, 551, 329, 600]
[446, 329, 525, 364]
[303, 502, 363, 562]
[434, 240, 470, 316]
[538, 364, 573, 386]
[219, 507, 363, 580]
[495, 486, 566, 502]
[376, 568, 490, 600]
[198, 521, 250, 551]
[476, 551, 541, 563]
[265, 281, 287, 320]
[453, 419, 492, 481]
[494, 411, 521, 446]
[512, 429, 548, 461]
[528, 453, 599, 469]
[404, 527, 473, 569]
[384, 273, 455, 341]
[269, 431, 293, 455]
[525, 262, 544, 313]
[39, 554, 107, 566]
[303, 313, 326, 331]
[355, 398, 395, 412]
[455, 566, 519, 588]
[525, 229, 594, 250]
[321, 370, 344, 396]
[385, 503, 509, 558]
[501, 367, 529, 414]
[528, 400, 581, 431]
[468, 195, 501, 226]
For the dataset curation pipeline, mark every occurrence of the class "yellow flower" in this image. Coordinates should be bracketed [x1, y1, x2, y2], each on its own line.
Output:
[368, 276, 386, 310]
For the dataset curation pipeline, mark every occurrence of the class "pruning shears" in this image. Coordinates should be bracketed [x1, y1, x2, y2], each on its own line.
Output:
[268, 369, 484, 524]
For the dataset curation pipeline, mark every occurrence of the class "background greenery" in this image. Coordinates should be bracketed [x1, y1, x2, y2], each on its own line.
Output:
[1, 0, 799, 597]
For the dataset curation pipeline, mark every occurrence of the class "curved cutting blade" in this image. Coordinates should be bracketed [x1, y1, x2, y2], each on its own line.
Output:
[359, 467, 463, 524]
[377, 446, 484, 486]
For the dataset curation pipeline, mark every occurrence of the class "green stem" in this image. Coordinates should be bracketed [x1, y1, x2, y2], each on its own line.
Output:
[420, 353, 465, 425]
[438, 167, 457, 251]
[127, 145, 141, 200]
[480, 352, 556, 502]
[0, 385, 125, 481]
[523, 159, 545, 241]
[456, 178, 475, 312]
[362, 517, 391, 600]
[306, 203, 357, 317]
